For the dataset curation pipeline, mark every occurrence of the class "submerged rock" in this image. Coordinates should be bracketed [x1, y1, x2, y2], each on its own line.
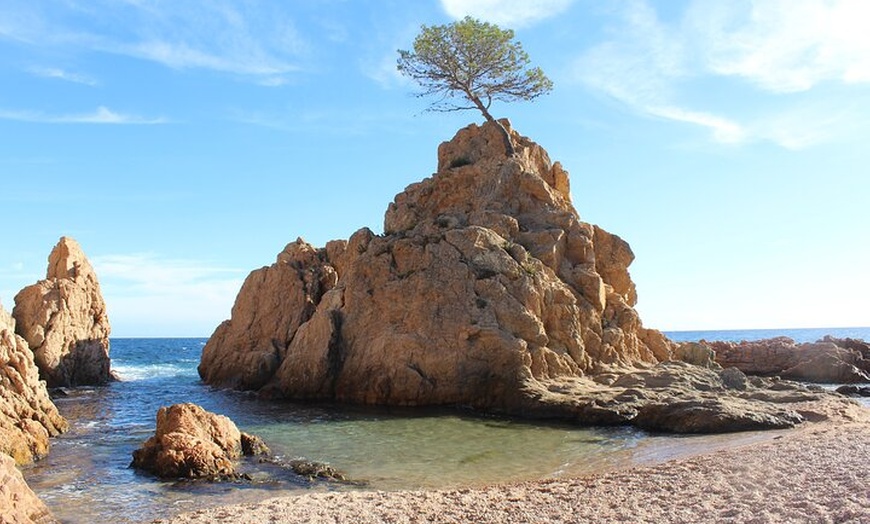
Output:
[710, 337, 870, 383]
[13, 237, 113, 387]
[131, 403, 266, 480]
[0, 301, 68, 465]
[198, 122, 851, 434]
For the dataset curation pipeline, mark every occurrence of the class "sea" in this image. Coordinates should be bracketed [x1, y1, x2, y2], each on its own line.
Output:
[22, 327, 870, 523]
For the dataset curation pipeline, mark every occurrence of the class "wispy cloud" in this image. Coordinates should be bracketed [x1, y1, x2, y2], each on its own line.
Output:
[0, 106, 168, 124]
[3, 0, 308, 83]
[440, 0, 574, 27]
[93, 253, 245, 336]
[28, 66, 99, 86]
[688, 0, 870, 92]
[572, 0, 870, 149]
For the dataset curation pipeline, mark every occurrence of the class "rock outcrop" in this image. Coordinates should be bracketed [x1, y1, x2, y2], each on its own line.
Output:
[131, 403, 266, 480]
[13, 237, 112, 388]
[198, 122, 847, 433]
[0, 301, 67, 465]
[710, 337, 870, 383]
[0, 453, 56, 524]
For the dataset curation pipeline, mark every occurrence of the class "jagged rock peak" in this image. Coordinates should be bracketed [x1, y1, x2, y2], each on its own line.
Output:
[13, 236, 112, 388]
[47, 236, 98, 282]
[385, 120, 572, 236]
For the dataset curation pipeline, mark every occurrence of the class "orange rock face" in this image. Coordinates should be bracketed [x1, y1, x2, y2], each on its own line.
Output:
[0, 301, 68, 465]
[12, 237, 112, 388]
[0, 453, 55, 524]
[131, 403, 255, 479]
[200, 122, 673, 413]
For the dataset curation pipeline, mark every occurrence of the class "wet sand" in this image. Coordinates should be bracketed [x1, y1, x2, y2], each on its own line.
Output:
[153, 401, 870, 524]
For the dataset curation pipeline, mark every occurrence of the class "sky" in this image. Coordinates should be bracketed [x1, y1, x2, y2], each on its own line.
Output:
[1, 0, 868, 337]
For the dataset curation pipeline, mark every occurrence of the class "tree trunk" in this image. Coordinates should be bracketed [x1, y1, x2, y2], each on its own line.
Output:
[471, 96, 515, 157]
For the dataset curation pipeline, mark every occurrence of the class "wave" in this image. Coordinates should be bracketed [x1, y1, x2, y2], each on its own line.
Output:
[111, 362, 199, 381]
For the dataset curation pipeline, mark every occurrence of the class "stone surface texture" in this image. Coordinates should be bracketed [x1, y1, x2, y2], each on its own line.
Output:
[198, 122, 849, 433]
[131, 403, 261, 479]
[710, 336, 870, 383]
[12, 237, 112, 388]
[0, 452, 56, 524]
[0, 301, 67, 465]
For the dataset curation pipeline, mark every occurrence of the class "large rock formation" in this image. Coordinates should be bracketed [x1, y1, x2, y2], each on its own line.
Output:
[13, 237, 112, 388]
[199, 122, 841, 433]
[0, 301, 67, 465]
[201, 122, 670, 405]
[710, 337, 870, 383]
[131, 403, 266, 480]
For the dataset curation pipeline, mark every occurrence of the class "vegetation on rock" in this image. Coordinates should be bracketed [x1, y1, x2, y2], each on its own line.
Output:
[397, 16, 552, 155]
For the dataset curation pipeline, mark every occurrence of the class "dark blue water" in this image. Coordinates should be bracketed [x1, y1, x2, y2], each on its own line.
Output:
[22, 329, 870, 523]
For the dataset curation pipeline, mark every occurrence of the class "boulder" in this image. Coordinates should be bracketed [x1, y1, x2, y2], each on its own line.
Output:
[710, 337, 870, 383]
[674, 342, 720, 369]
[0, 301, 68, 465]
[131, 403, 265, 479]
[12, 237, 112, 387]
[836, 385, 870, 397]
[198, 122, 850, 433]
[0, 453, 56, 524]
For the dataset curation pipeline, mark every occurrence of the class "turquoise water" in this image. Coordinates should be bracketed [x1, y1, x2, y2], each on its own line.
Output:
[22, 329, 870, 523]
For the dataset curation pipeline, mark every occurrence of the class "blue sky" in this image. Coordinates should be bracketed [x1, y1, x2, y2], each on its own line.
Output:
[1, 0, 868, 337]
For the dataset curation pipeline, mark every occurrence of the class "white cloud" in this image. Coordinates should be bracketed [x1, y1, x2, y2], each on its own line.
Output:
[363, 50, 410, 89]
[649, 106, 745, 144]
[28, 66, 99, 86]
[92, 253, 245, 337]
[2, 0, 307, 83]
[440, 0, 574, 27]
[688, 0, 870, 92]
[0, 106, 168, 124]
[573, 0, 870, 149]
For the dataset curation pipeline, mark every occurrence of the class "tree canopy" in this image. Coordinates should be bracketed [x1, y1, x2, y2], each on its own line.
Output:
[397, 16, 553, 155]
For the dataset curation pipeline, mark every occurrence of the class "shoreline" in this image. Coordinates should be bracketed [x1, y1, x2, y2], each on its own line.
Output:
[152, 401, 870, 524]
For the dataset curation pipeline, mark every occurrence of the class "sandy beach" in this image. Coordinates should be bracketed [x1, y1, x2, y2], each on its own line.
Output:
[153, 401, 869, 524]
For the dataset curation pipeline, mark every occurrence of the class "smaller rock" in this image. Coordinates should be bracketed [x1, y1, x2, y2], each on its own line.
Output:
[720, 367, 749, 391]
[674, 342, 720, 369]
[835, 385, 870, 397]
[240, 432, 270, 456]
[287, 459, 347, 481]
[131, 403, 263, 480]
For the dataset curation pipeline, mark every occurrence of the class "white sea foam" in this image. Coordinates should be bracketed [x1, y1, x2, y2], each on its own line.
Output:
[112, 363, 197, 381]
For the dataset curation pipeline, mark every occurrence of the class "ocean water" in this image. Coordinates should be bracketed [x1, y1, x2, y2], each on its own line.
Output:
[665, 326, 870, 344]
[22, 329, 870, 523]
